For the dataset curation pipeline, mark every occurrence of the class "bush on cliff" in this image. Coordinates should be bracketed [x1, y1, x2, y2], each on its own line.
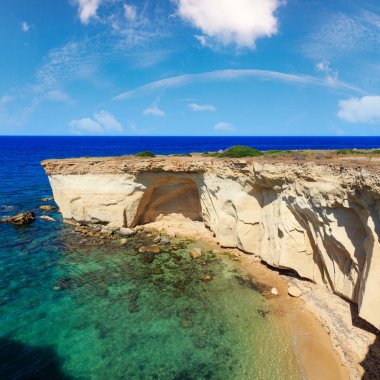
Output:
[135, 151, 156, 158]
[219, 146, 263, 158]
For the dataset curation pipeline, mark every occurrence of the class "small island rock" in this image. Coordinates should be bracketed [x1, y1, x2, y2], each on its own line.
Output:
[40, 215, 56, 222]
[39, 205, 57, 212]
[0, 211, 35, 225]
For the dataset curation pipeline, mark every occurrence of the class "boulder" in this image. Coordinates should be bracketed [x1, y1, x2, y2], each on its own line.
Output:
[190, 247, 202, 259]
[40, 215, 56, 222]
[119, 238, 128, 245]
[160, 236, 170, 245]
[200, 274, 213, 282]
[288, 286, 302, 298]
[119, 227, 136, 237]
[138, 245, 161, 254]
[271, 287, 278, 296]
[0, 211, 35, 225]
[39, 205, 57, 212]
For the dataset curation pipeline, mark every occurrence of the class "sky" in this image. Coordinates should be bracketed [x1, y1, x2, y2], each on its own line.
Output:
[1, 0, 380, 136]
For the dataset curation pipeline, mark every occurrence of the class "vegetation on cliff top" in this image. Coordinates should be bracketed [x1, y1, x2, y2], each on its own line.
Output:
[135, 151, 156, 158]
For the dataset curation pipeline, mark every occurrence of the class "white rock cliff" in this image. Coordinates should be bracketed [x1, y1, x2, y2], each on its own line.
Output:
[42, 156, 380, 330]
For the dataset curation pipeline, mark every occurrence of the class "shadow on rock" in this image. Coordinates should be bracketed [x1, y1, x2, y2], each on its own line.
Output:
[0, 337, 72, 380]
[360, 332, 380, 379]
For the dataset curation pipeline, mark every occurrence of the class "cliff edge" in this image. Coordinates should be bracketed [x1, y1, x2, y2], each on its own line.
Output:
[42, 155, 380, 330]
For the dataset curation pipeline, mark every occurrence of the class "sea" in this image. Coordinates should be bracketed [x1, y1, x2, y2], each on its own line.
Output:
[1, 136, 380, 379]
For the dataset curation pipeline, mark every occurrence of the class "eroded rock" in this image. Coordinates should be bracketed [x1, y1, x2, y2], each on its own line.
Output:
[0, 211, 35, 225]
[288, 286, 302, 298]
[40, 215, 56, 222]
[39, 205, 57, 212]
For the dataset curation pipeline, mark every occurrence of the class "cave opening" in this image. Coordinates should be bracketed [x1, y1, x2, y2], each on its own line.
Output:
[131, 176, 202, 227]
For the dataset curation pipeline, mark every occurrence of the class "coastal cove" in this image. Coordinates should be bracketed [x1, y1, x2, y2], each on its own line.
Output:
[1, 137, 380, 379]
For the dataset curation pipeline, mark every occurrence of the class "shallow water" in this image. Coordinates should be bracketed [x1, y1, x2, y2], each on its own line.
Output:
[0, 217, 301, 379]
[0, 136, 306, 379]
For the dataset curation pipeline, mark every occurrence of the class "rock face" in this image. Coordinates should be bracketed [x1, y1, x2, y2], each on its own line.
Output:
[42, 156, 380, 329]
[0, 211, 35, 225]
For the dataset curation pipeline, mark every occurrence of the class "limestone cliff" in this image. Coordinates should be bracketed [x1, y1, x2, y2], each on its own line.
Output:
[42, 156, 380, 330]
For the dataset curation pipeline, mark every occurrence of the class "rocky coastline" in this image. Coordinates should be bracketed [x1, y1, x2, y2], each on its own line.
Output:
[41, 154, 380, 377]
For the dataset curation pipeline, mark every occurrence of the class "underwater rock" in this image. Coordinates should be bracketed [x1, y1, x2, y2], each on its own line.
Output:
[141, 253, 155, 264]
[39, 205, 57, 211]
[40, 215, 56, 222]
[190, 247, 202, 259]
[138, 245, 161, 254]
[288, 286, 302, 298]
[200, 274, 213, 282]
[53, 277, 70, 291]
[0, 211, 35, 225]
[128, 302, 139, 313]
[120, 227, 136, 236]
[180, 319, 193, 329]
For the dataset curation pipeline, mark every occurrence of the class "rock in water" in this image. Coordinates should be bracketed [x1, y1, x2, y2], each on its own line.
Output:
[200, 274, 213, 282]
[0, 211, 35, 225]
[40, 215, 56, 222]
[288, 286, 302, 298]
[190, 247, 202, 259]
[138, 245, 161, 254]
[119, 227, 136, 236]
[39, 205, 57, 212]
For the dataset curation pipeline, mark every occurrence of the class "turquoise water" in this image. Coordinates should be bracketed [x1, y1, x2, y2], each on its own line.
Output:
[1, 217, 300, 379]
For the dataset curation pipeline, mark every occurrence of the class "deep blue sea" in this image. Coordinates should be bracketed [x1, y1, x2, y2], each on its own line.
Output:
[1, 136, 379, 379]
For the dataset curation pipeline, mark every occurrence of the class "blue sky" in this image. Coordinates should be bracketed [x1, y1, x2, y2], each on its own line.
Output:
[1, 0, 380, 136]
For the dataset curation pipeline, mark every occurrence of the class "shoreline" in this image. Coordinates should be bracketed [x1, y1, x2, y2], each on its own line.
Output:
[145, 222, 376, 379]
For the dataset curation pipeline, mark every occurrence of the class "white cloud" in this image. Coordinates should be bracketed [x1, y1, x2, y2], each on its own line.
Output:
[45, 90, 72, 103]
[70, 118, 104, 134]
[124, 4, 137, 21]
[21, 21, 30, 32]
[114, 69, 363, 101]
[177, 0, 281, 48]
[94, 110, 123, 131]
[338, 96, 380, 124]
[70, 110, 123, 134]
[304, 13, 380, 60]
[75, 0, 102, 24]
[189, 103, 216, 112]
[214, 122, 235, 131]
[0, 95, 14, 106]
[143, 106, 165, 117]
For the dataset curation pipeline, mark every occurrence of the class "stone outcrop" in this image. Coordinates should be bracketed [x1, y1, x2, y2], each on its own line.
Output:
[42, 156, 380, 330]
[0, 211, 36, 225]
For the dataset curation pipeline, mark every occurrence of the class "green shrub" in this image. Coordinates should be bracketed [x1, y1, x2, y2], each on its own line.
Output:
[264, 149, 282, 155]
[337, 149, 366, 155]
[219, 146, 263, 158]
[134, 151, 156, 158]
[371, 149, 380, 154]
